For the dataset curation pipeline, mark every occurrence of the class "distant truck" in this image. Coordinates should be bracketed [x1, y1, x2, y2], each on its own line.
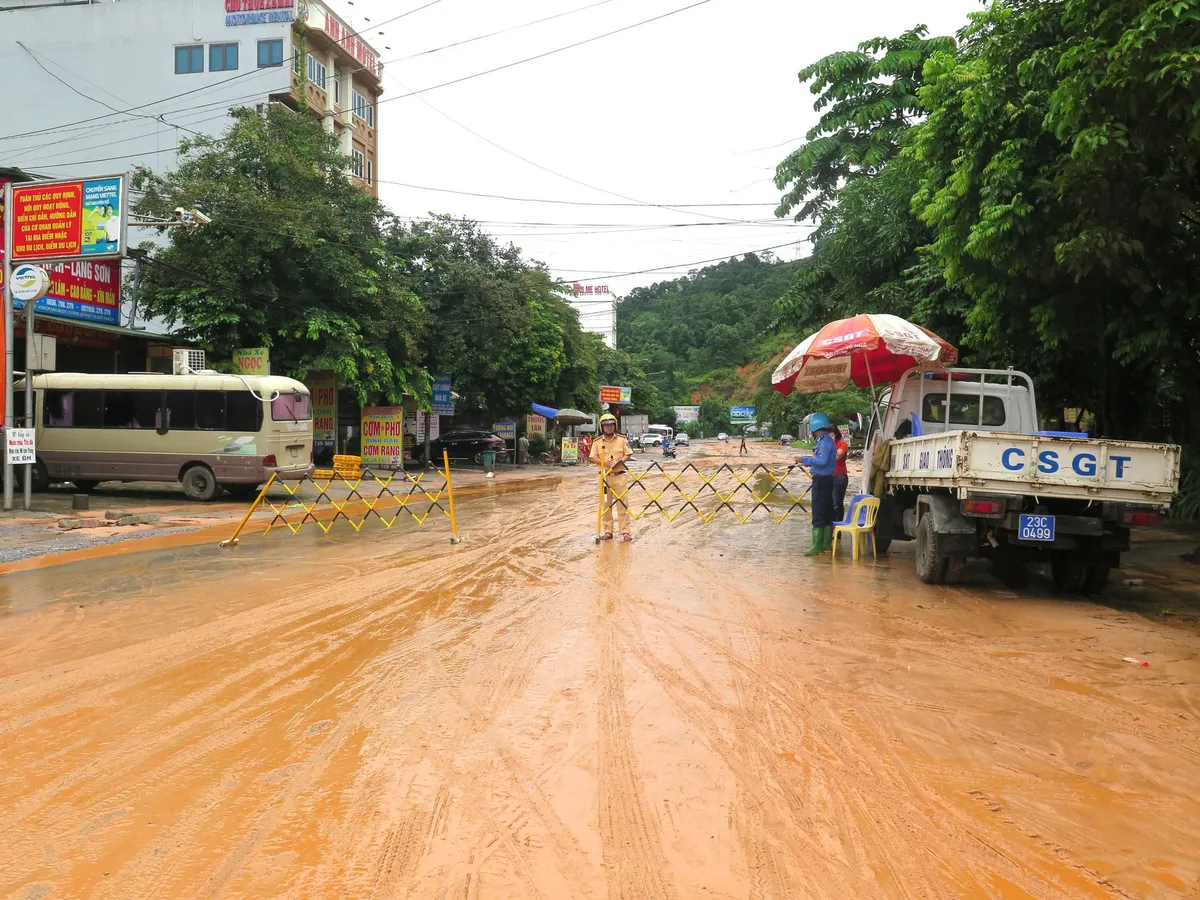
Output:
[864, 367, 1181, 593]
[621, 413, 649, 445]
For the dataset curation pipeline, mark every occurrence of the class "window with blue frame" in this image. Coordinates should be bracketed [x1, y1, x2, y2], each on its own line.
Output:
[257, 39, 284, 68]
[210, 43, 239, 72]
[174, 45, 204, 75]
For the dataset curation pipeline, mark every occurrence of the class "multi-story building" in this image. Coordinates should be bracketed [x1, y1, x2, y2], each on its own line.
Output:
[0, 0, 382, 195]
[0, 0, 383, 371]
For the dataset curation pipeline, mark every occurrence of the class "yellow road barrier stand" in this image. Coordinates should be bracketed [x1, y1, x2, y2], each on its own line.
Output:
[219, 451, 462, 547]
[593, 463, 609, 544]
[444, 449, 462, 545]
[595, 461, 811, 530]
[219, 473, 279, 548]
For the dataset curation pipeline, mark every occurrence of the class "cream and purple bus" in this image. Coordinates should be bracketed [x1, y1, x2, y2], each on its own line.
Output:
[14, 373, 314, 500]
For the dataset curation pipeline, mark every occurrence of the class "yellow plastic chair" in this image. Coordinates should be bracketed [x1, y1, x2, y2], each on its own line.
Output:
[832, 496, 880, 560]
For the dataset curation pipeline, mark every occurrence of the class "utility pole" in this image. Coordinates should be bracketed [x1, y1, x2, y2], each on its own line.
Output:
[22, 261, 35, 511]
[2, 180, 13, 511]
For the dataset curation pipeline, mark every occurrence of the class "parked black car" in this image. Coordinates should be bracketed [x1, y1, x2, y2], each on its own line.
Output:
[423, 430, 505, 464]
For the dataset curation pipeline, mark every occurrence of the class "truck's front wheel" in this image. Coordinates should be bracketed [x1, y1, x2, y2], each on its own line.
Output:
[875, 496, 897, 555]
[915, 514, 948, 584]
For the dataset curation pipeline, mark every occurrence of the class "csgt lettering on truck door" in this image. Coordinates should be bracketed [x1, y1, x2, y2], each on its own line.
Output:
[1000, 447, 1133, 478]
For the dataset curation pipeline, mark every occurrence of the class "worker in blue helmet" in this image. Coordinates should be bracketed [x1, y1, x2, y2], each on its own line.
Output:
[799, 412, 838, 555]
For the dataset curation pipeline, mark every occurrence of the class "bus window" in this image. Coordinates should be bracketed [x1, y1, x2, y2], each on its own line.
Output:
[228, 392, 264, 431]
[44, 390, 104, 428]
[165, 392, 196, 430]
[272, 392, 311, 421]
[196, 392, 227, 430]
[102, 391, 160, 429]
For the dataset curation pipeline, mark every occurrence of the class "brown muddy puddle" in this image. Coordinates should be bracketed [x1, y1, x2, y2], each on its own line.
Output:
[2, 473, 1199, 899]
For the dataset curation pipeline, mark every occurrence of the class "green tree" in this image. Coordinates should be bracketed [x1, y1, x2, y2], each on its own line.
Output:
[389, 217, 589, 418]
[774, 26, 955, 225]
[132, 106, 426, 402]
[911, 0, 1200, 439]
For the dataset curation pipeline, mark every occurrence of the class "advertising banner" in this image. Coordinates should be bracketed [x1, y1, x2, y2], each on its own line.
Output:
[309, 373, 337, 450]
[361, 406, 404, 468]
[561, 438, 579, 464]
[5, 428, 36, 465]
[730, 405, 757, 424]
[3, 181, 122, 324]
[432, 374, 454, 415]
[673, 405, 701, 424]
[493, 421, 517, 441]
[232, 348, 269, 376]
[404, 411, 441, 444]
[19, 261, 122, 326]
[600, 385, 632, 404]
[525, 414, 546, 439]
[11, 175, 126, 261]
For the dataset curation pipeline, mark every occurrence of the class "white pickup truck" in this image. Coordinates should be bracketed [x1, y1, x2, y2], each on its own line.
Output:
[863, 368, 1181, 593]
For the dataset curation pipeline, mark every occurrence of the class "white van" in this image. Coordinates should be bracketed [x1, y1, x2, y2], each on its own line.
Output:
[12, 372, 314, 500]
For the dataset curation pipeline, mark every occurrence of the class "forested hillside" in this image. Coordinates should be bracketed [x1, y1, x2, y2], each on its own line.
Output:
[614, 252, 868, 437]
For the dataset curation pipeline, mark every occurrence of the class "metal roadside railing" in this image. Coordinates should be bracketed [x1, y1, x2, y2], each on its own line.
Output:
[220, 451, 461, 547]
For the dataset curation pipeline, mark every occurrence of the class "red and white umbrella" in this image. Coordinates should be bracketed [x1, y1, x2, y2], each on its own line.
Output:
[772, 313, 957, 395]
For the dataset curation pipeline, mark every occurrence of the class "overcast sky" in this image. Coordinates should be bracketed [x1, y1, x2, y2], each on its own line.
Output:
[347, 0, 978, 330]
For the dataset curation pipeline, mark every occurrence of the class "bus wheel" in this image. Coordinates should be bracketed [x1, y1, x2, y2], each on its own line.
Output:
[181, 465, 218, 501]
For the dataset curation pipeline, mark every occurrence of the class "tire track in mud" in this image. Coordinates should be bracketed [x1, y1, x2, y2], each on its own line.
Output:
[595, 611, 675, 900]
[1, 490, 589, 898]
[610, 542, 1153, 898]
[280, 488, 600, 899]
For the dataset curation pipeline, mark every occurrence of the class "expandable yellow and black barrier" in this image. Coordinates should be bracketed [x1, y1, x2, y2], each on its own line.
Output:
[594, 461, 811, 540]
[220, 451, 461, 547]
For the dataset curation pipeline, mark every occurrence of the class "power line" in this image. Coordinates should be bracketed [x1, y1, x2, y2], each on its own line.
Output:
[368, 0, 716, 107]
[376, 178, 777, 208]
[558, 239, 806, 282]
[392, 0, 623, 62]
[0, 0, 434, 145]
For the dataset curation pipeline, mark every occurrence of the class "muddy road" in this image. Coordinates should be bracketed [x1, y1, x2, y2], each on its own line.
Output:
[2, 448, 1200, 899]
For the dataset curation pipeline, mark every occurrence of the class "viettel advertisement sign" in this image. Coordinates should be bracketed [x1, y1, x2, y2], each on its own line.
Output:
[11, 176, 126, 261]
[600, 385, 632, 405]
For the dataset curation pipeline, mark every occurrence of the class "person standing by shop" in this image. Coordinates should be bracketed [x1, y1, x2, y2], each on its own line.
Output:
[799, 413, 837, 555]
[832, 425, 850, 523]
[518, 432, 530, 466]
[590, 413, 633, 542]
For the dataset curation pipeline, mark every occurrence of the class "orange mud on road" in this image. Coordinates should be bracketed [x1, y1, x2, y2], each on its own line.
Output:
[2, 466, 1200, 899]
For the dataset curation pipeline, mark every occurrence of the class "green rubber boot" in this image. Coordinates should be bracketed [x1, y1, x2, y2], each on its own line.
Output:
[805, 527, 825, 555]
[821, 526, 834, 553]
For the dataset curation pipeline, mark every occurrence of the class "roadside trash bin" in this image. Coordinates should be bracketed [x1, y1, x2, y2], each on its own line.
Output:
[482, 449, 497, 478]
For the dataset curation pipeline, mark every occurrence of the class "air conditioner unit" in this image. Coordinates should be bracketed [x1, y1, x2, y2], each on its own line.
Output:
[173, 348, 206, 375]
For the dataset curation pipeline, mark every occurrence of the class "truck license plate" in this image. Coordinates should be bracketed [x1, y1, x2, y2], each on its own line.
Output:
[1019, 514, 1055, 542]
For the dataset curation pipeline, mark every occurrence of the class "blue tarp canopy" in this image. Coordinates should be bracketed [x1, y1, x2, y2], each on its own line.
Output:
[531, 403, 559, 419]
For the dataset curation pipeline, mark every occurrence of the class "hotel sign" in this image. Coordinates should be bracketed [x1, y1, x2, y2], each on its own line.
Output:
[306, 1, 380, 74]
[225, 0, 297, 26]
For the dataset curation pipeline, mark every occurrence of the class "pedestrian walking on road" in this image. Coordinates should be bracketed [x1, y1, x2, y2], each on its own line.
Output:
[800, 412, 837, 555]
[832, 425, 850, 523]
[518, 433, 530, 466]
[739, 433, 748, 455]
[590, 413, 633, 542]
